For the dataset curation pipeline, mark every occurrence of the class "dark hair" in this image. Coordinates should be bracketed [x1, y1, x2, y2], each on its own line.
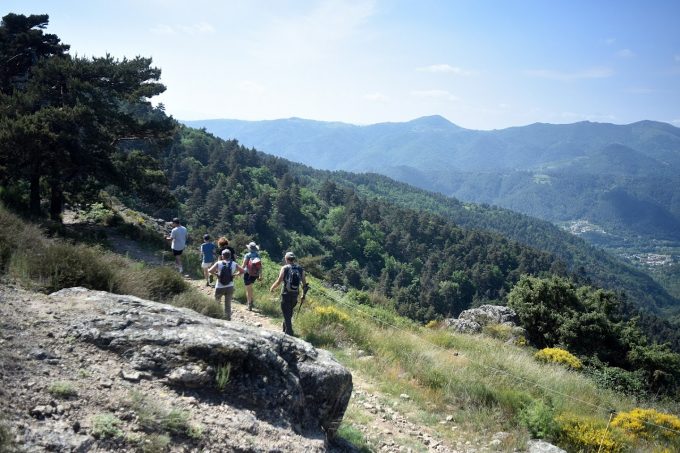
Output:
[172, 217, 180, 224]
[203, 234, 210, 241]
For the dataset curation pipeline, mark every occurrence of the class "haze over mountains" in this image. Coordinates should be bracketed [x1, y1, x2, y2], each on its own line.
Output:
[184, 116, 680, 244]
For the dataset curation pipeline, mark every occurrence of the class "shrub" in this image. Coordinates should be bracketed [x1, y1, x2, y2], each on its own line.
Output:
[48, 381, 78, 399]
[0, 420, 14, 452]
[127, 391, 200, 438]
[299, 305, 351, 347]
[169, 292, 223, 319]
[556, 414, 627, 453]
[143, 266, 189, 301]
[519, 400, 559, 439]
[586, 366, 647, 396]
[612, 408, 680, 444]
[92, 413, 124, 439]
[535, 348, 582, 370]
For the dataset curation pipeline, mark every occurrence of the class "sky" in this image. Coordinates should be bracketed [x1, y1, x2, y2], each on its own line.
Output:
[2, 0, 680, 130]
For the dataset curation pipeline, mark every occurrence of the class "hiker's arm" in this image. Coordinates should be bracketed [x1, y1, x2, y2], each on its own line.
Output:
[270, 267, 285, 292]
[208, 262, 219, 275]
[235, 264, 245, 276]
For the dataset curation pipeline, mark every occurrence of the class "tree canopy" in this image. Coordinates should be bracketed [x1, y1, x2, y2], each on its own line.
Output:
[0, 13, 174, 219]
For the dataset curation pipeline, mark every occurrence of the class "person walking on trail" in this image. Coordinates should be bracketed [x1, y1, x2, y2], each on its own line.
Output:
[209, 249, 244, 321]
[241, 241, 262, 311]
[200, 234, 216, 286]
[270, 251, 308, 336]
[217, 236, 236, 265]
[166, 218, 188, 274]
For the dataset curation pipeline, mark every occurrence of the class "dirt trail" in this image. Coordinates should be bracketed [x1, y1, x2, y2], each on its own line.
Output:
[98, 230, 489, 453]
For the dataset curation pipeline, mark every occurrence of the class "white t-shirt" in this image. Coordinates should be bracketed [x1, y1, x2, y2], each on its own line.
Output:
[170, 225, 188, 251]
[215, 260, 237, 288]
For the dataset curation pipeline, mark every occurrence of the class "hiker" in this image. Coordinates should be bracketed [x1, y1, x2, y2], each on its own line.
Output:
[200, 234, 216, 286]
[270, 251, 308, 336]
[241, 241, 262, 311]
[217, 236, 236, 264]
[166, 218, 188, 273]
[208, 249, 244, 321]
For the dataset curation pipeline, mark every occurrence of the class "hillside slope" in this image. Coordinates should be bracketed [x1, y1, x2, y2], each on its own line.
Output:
[184, 117, 680, 243]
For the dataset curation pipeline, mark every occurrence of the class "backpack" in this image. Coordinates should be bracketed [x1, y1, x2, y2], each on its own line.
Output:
[246, 256, 262, 278]
[218, 260, 233, 285]
[284, 264, 302, 292]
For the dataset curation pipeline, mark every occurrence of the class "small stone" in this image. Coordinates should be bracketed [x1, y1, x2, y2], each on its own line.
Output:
[446, 415, 454, 421]
[120, 370, 142, 382]
[399, 393, 410, 400]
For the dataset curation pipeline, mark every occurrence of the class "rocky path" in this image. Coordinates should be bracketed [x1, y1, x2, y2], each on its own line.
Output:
[98, 230, 495, 453]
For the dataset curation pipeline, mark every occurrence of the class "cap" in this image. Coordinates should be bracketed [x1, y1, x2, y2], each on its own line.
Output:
[172, 217, 180, 224]
[221, 249, 231, 257]
[284, 251, 296, 260]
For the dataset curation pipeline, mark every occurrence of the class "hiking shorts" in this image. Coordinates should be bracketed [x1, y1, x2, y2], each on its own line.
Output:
[243, 273, 258, 286]
[201, 261, 214, 269]
[172, 248, 184, 256]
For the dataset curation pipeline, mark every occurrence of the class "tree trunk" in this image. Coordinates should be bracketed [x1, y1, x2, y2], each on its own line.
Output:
[49, 183, 63, 222]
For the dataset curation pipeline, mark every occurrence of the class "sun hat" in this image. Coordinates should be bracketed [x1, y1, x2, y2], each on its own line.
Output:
[248, 241, 259, 251]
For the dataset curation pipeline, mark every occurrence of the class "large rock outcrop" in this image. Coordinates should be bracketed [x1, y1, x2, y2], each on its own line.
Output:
[444, 304, 525, 339]
[50, 287, 353, 438]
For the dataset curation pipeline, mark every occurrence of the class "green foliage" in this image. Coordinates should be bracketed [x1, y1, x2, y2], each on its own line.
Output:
[91, 413, 124, 439]
[215, 363, 231, 391]
[127, 391, 200, 437]
[519, 400, 559, 440]
[0, 13, 174, 220]
[0, 419, 14, 452]
[48, 381, 78, 399]
[508, 275, 680, 395]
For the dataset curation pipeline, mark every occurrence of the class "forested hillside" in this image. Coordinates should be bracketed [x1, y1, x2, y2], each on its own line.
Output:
[155, 127, 561, 321]
[186, 117, 680, 244]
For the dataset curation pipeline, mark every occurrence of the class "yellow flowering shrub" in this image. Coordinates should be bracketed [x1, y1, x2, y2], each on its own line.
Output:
[534, 347, 582, 369]
[425, 319, 440, 329]
[556, 414, 626, 453]
[313, 305, 350, 324]
[612, 408, 680, 444]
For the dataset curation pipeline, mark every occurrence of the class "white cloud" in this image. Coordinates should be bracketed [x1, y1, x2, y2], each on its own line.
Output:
[671, 119, 680, 126]
[364, 92, 390, 102]
[150, 24, 176, 35]
[616, 49, 635, 58]
[525, 67, 613, 81]
[416, 64, 473, 76]
[410, 90, 458, 101]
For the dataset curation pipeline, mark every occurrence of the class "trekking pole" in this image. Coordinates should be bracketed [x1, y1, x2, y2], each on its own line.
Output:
[296, 283, 310, 317]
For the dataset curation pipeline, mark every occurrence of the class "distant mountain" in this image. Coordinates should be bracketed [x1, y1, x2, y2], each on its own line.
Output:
[183, 117, 680, 242]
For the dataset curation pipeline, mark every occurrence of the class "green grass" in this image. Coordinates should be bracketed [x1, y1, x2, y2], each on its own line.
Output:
[127, 391, 201, 438]
[48, 381, 78, 399]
